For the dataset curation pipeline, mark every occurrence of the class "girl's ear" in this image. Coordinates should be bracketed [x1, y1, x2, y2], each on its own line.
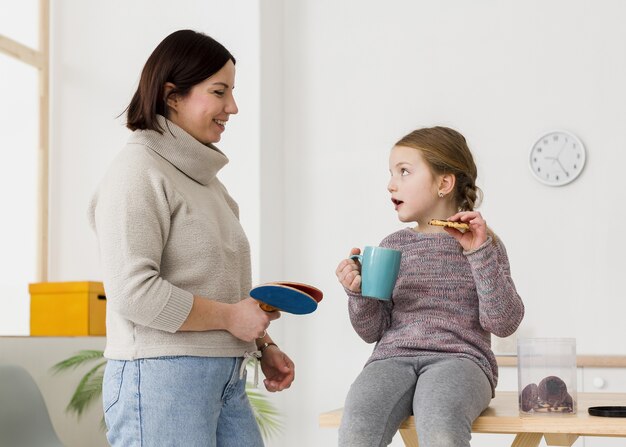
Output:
[163, 82, 178, 110]
[438, 173, 456, 196]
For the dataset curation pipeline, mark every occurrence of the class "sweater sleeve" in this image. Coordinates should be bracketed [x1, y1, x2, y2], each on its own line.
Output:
[465, 236, 524, 337]
[346, 288, 393, 343]
[89, 152, 193, 333]
[345, 235, 396, 343]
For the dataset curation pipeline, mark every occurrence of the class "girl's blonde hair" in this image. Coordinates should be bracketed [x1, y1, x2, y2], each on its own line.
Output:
[395, 126, 482, 212]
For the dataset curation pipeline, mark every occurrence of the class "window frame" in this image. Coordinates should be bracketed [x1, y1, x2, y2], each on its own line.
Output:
[0, 0, 49, 281]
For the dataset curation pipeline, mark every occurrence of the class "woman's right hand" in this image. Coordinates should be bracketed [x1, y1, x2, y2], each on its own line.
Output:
[227, 298, 281, 342]
[335, 247, 362, 292]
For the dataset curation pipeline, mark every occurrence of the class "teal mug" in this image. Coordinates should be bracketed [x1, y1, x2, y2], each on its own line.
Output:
[350, 246, 402, 300]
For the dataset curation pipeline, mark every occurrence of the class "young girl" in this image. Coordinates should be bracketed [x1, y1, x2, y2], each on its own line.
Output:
[335, 126, 524, 446]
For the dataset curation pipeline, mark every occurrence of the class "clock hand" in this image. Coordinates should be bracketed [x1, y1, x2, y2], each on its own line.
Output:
[544, 155, 568, 175]
[556, 158, 569, 176]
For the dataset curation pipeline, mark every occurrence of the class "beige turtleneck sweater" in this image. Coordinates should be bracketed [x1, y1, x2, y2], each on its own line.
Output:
[88, 116, 256, 360]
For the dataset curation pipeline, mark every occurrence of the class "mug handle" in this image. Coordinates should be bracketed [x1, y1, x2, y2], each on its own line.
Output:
[349, 254, 362, 263]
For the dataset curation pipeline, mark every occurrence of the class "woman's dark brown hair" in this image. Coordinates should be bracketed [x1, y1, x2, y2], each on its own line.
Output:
[126, 29, 235, 133]
[395, 126, 482, 212]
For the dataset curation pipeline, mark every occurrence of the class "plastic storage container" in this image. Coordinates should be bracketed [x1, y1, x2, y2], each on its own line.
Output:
[517, 337, 577, 415]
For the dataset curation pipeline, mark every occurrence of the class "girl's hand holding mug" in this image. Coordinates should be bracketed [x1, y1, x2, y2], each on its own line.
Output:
[336, 247, 362, 292]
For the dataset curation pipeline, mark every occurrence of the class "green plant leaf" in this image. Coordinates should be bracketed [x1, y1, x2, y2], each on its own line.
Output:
[50, 350, 106, 417]
[50, 350, 106, 374]
[67, 361, 106, 416]
[246, 384, 283, 439]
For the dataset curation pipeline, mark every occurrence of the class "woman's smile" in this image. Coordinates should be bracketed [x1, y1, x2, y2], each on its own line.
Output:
[213, 119, 226, 131]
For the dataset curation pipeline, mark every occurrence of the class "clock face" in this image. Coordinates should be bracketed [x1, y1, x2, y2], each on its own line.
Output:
[529, 130, 586, 186]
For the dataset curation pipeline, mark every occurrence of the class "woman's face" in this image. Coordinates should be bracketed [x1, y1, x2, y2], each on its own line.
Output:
[167, 60, 238, 144]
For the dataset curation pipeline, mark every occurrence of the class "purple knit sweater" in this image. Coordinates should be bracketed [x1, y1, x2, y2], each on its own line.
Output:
[346, 228, 524, 393]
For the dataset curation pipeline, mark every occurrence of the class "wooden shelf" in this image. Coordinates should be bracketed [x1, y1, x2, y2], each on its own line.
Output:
[497, 355, 626, 368]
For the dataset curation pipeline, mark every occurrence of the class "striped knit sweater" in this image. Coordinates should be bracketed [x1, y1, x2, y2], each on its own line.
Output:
[346, 228, 524, 394]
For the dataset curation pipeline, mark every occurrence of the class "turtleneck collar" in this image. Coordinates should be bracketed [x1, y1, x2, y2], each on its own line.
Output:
[127, 115, 229, 186]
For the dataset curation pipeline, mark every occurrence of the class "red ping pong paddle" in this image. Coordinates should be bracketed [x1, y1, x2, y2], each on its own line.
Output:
[250, 281, 323, 315]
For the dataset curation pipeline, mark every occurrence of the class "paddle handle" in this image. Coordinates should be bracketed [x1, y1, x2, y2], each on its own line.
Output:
[259, 302, 279, 312]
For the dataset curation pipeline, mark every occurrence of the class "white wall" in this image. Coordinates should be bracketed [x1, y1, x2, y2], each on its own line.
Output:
[3, 1, 626, 447]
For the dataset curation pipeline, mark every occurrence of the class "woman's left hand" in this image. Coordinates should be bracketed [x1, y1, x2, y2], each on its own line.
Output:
[444, 211, 488, 251]
[260, 346, 295, 392]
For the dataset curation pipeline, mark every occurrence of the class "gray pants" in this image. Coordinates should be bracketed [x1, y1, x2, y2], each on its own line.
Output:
[338, 356, 492, 447]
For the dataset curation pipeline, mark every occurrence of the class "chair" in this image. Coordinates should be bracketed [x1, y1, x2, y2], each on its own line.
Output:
[0, 362, 65, 447]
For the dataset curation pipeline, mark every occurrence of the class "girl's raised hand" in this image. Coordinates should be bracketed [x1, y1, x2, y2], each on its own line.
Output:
[335, 247, 362, 292]
[444, 211, 488, 251]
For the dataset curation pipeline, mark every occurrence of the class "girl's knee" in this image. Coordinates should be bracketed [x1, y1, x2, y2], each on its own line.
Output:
[417, 427, 471, 447]
[339, 409, 394, 447]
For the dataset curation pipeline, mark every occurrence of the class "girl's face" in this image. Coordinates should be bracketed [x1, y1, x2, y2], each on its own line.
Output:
[167, 60, 238, 144]
[387, 145, 447, 226]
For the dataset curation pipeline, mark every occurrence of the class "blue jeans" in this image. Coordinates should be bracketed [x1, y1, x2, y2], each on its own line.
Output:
[103, 356, 263, 447]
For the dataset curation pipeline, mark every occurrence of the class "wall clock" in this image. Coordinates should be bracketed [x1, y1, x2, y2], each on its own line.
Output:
[529, 130, 586, 186]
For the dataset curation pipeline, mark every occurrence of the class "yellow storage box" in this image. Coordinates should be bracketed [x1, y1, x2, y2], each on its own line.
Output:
[29, 281, 106, 336]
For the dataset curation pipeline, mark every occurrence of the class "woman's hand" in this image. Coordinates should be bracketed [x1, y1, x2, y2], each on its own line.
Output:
[444, 211, 488, 251]
[260, 346, 295, 392]
[335, 248, 362, 292]
[227, 298, 280, 342]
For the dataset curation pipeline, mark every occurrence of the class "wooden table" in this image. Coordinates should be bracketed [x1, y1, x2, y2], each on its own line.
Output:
[319, 392, 626, 446]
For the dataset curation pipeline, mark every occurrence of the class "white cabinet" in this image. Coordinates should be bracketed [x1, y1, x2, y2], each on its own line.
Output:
[581, 367, 626, 447]
[582, 367, 626, 393]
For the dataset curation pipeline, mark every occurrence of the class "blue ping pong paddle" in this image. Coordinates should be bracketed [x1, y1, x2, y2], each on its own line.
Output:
[250, 282, 322, 315]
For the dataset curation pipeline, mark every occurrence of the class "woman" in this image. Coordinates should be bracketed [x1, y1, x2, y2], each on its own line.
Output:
[89, 29, 294, 447]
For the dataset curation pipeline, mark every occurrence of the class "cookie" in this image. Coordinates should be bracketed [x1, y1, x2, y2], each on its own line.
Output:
[428, 219, 470, 230]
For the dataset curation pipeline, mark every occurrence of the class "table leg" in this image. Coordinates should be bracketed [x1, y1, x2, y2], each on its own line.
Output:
[544, 433, 579, 446]
[511, 433, 543, 447]
[399, 428, 419, 447]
